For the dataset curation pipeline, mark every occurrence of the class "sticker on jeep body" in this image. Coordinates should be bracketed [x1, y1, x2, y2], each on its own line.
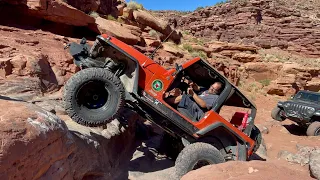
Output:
[152, 79, 163, 92]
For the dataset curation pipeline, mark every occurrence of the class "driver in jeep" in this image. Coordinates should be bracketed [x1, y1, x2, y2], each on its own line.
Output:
[165, 79, 222, 122]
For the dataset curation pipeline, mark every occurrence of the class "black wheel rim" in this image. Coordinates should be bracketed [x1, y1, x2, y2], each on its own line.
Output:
[192, 160, 211, 170]
[77, 81, 109, 110]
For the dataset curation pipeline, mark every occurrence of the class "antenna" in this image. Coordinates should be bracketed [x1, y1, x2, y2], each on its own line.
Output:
[149, 19, 178, 60]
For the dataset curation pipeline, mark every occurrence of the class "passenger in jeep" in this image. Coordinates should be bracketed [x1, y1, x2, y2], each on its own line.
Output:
[165, 80, 222, 122]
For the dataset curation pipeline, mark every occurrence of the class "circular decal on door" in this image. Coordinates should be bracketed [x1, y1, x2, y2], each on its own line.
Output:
[152, 79, 163, 92]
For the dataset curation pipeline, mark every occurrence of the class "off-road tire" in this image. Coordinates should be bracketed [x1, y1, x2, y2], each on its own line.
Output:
[271, 107, 286, 121]
[174, 142, 225, 179]
[306, 122, 320, 136]
[250, 125, 262, 153]
[63, 68, 125, 127]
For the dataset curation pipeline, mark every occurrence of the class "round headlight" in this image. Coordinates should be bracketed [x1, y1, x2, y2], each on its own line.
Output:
[307, 107, 315, 114]
[284, 102, 290, 108]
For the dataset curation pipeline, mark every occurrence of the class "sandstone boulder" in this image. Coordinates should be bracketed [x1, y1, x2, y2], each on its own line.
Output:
[310, 149, 320, 179]
[207, 41, 259, 53]
[0, 77, 43, 101]
[0, 98, 137, 180]
[7, 0, 96, 27]
[93, 17, 141, 45]
[132, 10, 182, 43]
[243, 62, 282, 81]
[65, 0, 125, 15]
[162, 43, 184, 58]
[181, 160, 312, 180]
[233, 52, 260, 63]
[0, 58, 12, 77]
[305, 78, 320, 92]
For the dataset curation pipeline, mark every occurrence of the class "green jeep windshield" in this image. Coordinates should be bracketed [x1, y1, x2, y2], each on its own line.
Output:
[294, 91, 320, 103]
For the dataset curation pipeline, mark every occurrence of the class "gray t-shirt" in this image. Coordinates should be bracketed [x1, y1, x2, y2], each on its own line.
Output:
[198, 90, 219, 110]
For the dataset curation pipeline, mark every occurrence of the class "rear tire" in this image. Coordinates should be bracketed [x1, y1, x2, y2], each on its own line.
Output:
[174, 142, 225, 179]
[250, 125, 262, 153]
[306, 122, 320, 136]
[63, 68, 125, 127]
[271, 107, 286, 121]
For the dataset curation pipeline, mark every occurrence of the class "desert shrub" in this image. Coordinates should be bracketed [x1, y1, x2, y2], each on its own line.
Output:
[127, 0, 144, 10]
[183, 43, 193, 52]
[107, 15, 116, 21]
[89, 11, 99, 18]
[149, 29, 158, 38]
[259, 79, 271, 87]
[196, 6, 204, 11]
[191, 50, 207, 59]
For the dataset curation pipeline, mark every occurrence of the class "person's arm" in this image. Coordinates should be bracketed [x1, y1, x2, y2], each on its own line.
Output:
[190, 82, 201, 92]
[182, 77, 201, 91]
[165, 95, 182, 105]
[192, 93, 207, 108]
[188, 88, 207, 108]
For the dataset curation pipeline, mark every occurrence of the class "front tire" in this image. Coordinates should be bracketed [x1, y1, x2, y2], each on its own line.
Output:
[271, 106, 286, 121]
[63, 68, 125, 127]
[174, 142, 225, 179]
[306, 122, 320, 136]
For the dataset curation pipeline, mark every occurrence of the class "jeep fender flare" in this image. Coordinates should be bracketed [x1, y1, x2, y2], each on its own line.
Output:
[195, 122, 253, 161]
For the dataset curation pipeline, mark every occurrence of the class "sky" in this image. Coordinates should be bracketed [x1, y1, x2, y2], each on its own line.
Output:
[126, 0, 226, 11]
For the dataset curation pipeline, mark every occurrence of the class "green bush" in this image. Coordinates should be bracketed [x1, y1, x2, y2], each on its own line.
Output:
[89, 11, 99, 18]
[196, 6, 204, 11]
[127, 0, 144, 10]
[183, 43, 193, 52]
[149, 29, 158, 38]
[259, 79, 271, 87]
[191, 50, 207, 59]
[107, 15, 116, 21]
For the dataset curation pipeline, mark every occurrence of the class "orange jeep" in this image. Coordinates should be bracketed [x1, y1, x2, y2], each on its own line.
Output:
[63, 34, 261, 178]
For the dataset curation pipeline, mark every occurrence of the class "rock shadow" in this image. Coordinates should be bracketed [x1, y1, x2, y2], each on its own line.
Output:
[0, 95, 26, 102]
[283, 124, 307, 136]
[127, 134, 175, 174]
[249, 153, 267, 161]
[0, 4, 97, 40]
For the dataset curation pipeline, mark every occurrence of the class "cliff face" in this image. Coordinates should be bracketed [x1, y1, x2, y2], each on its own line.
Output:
[174, 0, 320, 57]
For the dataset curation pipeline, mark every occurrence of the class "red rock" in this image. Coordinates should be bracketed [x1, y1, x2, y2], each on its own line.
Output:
[0, 77, 42, 100]
[181, 160, 312, 180]
[232, 52, 260, 63]
[0, 58, 13, 77]
[93, 17, 141, 45]
[276, 74, 296, 85]
[9, 55, 27, 76]
[0, 99, 137, 179]
[132, 10, 182, 44]
[144, 38, 161, 47]
[305, 78, 320, 92]
[175, 0, 319, 57]
[162, 43, 184, 58]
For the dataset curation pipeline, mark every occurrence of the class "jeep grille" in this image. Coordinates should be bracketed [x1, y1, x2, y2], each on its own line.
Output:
[286, 104, 313, 118]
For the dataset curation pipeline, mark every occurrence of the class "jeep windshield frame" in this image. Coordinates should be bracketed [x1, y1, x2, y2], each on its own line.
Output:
[294, 91, 320, 104]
